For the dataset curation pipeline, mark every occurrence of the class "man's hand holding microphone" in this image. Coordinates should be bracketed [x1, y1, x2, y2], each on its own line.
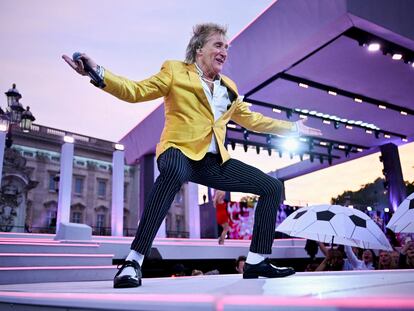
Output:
[62, 53, 105, 88]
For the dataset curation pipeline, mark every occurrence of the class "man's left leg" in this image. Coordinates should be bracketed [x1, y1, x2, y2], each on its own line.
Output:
[191, 156, 295, 278]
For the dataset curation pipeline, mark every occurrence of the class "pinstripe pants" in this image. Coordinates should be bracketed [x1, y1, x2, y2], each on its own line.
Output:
[131, 148, 283, 256]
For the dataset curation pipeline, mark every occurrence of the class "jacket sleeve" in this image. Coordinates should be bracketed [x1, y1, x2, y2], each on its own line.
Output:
[102, 61, 172, 103]
[231, 100, 298, 136]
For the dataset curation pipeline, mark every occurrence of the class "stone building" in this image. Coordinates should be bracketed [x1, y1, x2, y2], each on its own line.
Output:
[0, 124, 141, 235]
[0, 124, 197, 238]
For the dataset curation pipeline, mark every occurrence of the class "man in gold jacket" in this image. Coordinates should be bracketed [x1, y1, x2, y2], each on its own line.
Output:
[63, 23, 321, 288]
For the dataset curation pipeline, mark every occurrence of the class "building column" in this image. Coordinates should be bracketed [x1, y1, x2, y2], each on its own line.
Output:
[139, 153, 166, 238]
[111, 149, 124, 236]
[56, 139, 74, 232]
[0, 131, 5, 183]
[185, 182, 200, 238]
[380, 143, 406, 211]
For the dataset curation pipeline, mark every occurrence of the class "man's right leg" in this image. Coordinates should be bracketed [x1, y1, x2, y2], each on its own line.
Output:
[131, 148, 192, 256]
[114, 148, 192, 288]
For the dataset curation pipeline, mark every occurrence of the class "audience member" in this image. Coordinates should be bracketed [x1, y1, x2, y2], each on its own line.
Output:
[171, 263, 187, 277]
[377, 250, 398, 270]
[398, 240, 414, 269]
[213, 190, 231, 245]
[235, 255, 246, 274]
[315, 243, 345, 271]
[191, 269, 204, 276]
[344, 245, 376, 270]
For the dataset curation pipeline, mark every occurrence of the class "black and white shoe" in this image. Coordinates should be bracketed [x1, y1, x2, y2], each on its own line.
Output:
[243, 258, 295, 279]
[113, 260, 142, 288]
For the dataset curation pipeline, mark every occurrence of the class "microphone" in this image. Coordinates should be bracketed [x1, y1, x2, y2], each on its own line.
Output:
[72, 52, 106, 88]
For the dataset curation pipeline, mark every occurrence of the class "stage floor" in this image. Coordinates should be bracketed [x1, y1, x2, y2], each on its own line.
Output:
[0, 270, 413, 311]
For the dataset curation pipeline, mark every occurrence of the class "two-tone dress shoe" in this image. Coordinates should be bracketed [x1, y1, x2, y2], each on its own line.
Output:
[113, 260, 142, 288]
[243, 258, 295, 279]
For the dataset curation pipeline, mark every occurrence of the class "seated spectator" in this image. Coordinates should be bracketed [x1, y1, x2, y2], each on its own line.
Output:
[390, 249, 400, 268]
[377, 250, 398, 270]
[304, 262, 320, 272]
[398, 240, 414, 269]
[204, 269, 220, 275]
[235, 255, 246, 274]
[315, 242, 347, 271]
[171, 263, 187, 277]
[191, 269, 204, 276]
[315, 242, 345, 271]
[344, 245, 376, 270]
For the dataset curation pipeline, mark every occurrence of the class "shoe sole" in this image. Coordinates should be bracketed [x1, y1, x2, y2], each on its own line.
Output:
[243, 271, 295, 279]
[113, 279, 142, 288]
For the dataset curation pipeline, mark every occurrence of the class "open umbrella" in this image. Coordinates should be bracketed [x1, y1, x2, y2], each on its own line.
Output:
[386, 192, 414, 233]
[276, 204, 392, 250]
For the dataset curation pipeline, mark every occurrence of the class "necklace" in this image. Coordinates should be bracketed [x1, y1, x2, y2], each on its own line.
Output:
[201, 76, 215, 84]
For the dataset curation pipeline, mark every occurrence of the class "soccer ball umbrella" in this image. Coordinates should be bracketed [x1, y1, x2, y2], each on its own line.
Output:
[276, 204, 392, 251]
[386, 192, 414, 233]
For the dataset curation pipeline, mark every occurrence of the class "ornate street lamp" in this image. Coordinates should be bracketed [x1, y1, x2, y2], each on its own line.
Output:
[1, 84, 36, 147]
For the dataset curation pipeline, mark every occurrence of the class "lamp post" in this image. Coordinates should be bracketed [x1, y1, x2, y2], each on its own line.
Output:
[0, 84, 36, 148]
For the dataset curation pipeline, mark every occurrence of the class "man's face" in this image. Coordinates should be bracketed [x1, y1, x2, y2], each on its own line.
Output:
[197, 32, 228, 77]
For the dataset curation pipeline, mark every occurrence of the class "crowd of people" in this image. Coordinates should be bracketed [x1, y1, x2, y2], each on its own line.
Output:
[304, 238, 414, 272]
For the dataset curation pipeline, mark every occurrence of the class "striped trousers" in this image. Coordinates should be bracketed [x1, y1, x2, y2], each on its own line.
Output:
[131, 147, 283, 256]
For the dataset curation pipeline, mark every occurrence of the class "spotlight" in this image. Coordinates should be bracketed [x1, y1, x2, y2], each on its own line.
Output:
[367, 206, 372, 212]
[378, 105, 387, 110]
[114, 143, 125, 151]
[384, 134, 391, 139]
[384, 207, 390, 213]
[282, 138, 299, 152]
[256, 146, 260, 154]
[392, 53, 402, 60]
[243, 129, 249, 140]
[266, 134, 272, 144]
[400, 111, 407, 115]
[334, 121, 340, 129]
[354, 98, 362, 103]
[367, 43, 380, 52]
[308, 139, 314, 151]
[345, 125, 353, 130]
[243, 143, 248, 152]
[402, 138, 408, 142]
[267, 148, 272, 156]
[63, 136, 75, 143]
[272, 108, 281, 113]
[328, 91, 337, 96]
[299, 83, 308, 88]
[231, 141, 236, 150]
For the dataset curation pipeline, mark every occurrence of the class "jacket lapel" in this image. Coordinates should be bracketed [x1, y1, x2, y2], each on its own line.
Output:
[221, 76, 238, 108]
[187, 64, 213, 116]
